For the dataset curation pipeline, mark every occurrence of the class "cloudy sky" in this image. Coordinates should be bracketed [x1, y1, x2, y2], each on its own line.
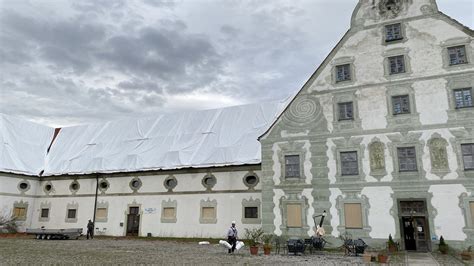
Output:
[0, 0, 472, 127]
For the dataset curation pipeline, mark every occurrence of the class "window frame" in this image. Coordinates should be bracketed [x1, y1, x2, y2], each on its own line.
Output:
[461, 143, 474, 171]
[392, 95, 411, 115]
[340, 151, 359, 176]
[67, 209, 77, 219]
[385, 23, 403, 43]
[40, 208, 49, 218]
[335, 64, 352, 83]
[338, 102, 354, 121]
[453, 88, 473, 109]
[388, 55, 406, 75]
[244, 207, 258, 219]
[448, 45, 468, 66]
[397, 147, 418, 172]
[284, 155, 301, 178]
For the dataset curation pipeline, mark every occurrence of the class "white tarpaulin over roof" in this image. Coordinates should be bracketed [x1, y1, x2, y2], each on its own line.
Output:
[0, 114, 54, 175]
[44, 101, 287, 176]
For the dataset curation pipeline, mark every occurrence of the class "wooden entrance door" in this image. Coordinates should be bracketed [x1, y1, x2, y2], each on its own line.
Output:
[126, 207, 140, 236]
[399, 200, 431, 252]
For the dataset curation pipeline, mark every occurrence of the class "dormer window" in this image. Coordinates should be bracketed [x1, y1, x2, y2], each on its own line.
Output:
[385, 23, 403, 42]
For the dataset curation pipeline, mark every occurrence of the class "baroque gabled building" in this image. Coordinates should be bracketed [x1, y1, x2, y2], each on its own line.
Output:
[259, 0, 474, 251]
[0, 0, 473, 252]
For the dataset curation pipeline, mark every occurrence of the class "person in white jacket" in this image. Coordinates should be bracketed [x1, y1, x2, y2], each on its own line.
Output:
[227, 221, 238, 254]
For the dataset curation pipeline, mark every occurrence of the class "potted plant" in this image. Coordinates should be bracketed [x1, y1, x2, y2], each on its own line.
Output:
[378, 250, 389, 263]
[438, 236, 449, 255]
[262, 234, 273, 255]
[244, 227, 264, 255]
[461, 246, 472, 261]
[387, 234, 397, 253]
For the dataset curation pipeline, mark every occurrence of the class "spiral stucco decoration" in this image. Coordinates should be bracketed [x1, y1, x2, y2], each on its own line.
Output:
[284, 97, 322, 125]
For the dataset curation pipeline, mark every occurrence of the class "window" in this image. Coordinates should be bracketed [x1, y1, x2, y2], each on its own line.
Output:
[338, 102, 354, 120]
[462, 144, 474, 170]
[41, 208, 49, 218]
[398, 147, 417, 172]
[344, 203, 363, 229]
[285, 155, 300, 178]
[388, 55, 406, 74]
[341, 151, 359, 176]
[96, 208, 107, 219]
[385, 23, 402, 42]
[336, 64, 351, 82]
[244, 207, 258, 219]
[286, 204, 302, 228]
[392, 95, 410, 115]
[454, 88, 473, 109]
[201, 207, 215, 220]
[448, 46, 467, 65]
[67, 209, 77, 219]
[13, 207, 27, 220]
[470, 202, 474, 224]
[162, 207, 176, 219]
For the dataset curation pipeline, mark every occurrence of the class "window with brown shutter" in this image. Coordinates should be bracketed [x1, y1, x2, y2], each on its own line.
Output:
[163, 207, 176, 219]
[96, 208, 107, 219]
[344, 203, 363, 229]
[286, 204, 302, 228]
[470, 202, 474, 225]
[13, 207, 26, 219]
[202, 207, 215, 219]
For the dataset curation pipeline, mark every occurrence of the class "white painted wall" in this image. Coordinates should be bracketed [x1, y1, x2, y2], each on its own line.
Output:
[361, 187, 396, 239]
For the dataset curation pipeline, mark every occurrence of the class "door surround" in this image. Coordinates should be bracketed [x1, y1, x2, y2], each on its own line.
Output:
[397, 199, 432, 252]
[123, 202, 143, 237]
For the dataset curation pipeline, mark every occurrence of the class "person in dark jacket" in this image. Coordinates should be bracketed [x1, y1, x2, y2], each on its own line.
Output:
[86, 220, 94, 239]
[227, 221, 238, 253]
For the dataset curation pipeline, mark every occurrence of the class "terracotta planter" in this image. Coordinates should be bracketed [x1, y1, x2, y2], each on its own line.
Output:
[378, 254, 388, 263]
[362, 253, 372, 263]
[250, 246, 259, 255]
[263, 246, 271, 255]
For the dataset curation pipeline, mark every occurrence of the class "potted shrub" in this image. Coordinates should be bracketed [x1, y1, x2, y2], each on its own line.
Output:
[244, 228, 264, 255]
[438, 236, 449, 255]
[378, 250, 389, 263]
[461, 246, 472, 261]
[262, 234, 273, 255]
[387, 234, 397, 253]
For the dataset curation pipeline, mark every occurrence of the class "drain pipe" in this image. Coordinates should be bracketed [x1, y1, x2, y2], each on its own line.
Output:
[92, 174, 99, 226]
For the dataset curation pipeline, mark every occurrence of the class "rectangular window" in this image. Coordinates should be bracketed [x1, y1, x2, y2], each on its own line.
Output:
[398, 147, 417, 172]
[244, 207, 258, 219]
[462, 144, 474, 170]
[454, 88, 473, 109]
[448, 46, 467, 65]
[67, 209, 77, 219]
[344, 203, 363, 229]
[285, 155, 300, 178]
[388, 55, 406, 74]
[202, 207, 215, 219]
[470, 202, 474, 225]
[162, 207, 176, 219]
[96, 208, 107, 219]
[286, 204, 302, 228]
[41, 208, 49, 218]
[336, 64, 351, 82]
[385, 23, 402, 42]
[338, 102, 354, 120]
[13, 207, 27, 219]
[392, 95, 410, 115]
[341, 151, 359, 176]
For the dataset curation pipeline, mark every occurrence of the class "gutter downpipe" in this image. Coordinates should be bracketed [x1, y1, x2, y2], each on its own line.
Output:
[93, 174, 99, 228]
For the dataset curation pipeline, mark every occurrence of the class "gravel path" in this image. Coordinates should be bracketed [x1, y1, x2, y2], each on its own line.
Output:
[0, 238, 364, 265]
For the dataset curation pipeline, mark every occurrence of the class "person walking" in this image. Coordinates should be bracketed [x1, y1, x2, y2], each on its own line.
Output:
[86, 219, 94, 240]
[227, 221, 238, 254]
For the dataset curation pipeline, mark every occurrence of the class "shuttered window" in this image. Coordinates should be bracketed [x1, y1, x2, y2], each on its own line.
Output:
[286, 204, 302, 228]
[344, 203, 363, 229]
[96, 208, 107, 219]
[448, 46, 467, 65]
[285, 155, 300, 178]
[202, 207, 215, 219]
[470, 202, 474, 225]
[13, 207, 27, 219]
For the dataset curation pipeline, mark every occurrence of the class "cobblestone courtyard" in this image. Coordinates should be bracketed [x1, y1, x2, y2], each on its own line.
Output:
[0, 237, 364, 265]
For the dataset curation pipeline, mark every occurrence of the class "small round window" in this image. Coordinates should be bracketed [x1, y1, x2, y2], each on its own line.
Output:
[69, 181, 80, 193]
[129, 177, 142, 191]
[243, 172, 259, 189]
[99, 180, 109, 190]
[164, 176, 177, 191]
[43, 182, 53, 194]
[18, 181, 30, 192]
[202, 174, 216, 190]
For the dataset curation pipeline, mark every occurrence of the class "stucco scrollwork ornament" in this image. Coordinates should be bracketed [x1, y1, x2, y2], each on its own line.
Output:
[428, 137, 449, 171]
[283, 96, 325, 128]
[378, 0, 412, 19]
